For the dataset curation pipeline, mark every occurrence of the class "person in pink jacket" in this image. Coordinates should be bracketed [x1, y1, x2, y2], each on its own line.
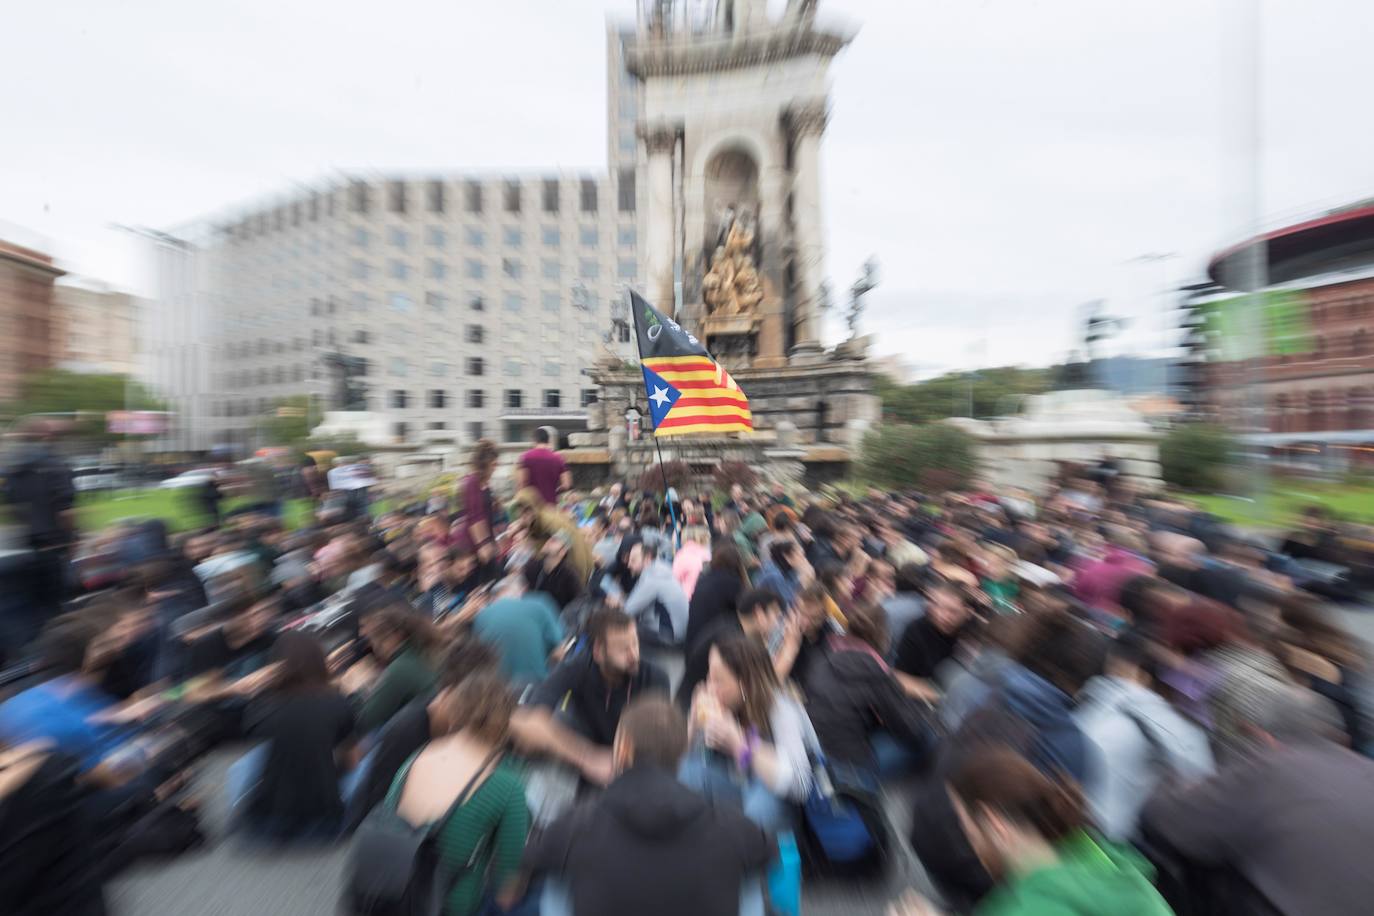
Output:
[673, 526, 712, 600]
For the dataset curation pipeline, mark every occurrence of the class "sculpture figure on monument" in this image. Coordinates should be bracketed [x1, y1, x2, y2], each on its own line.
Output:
[322, 351, 369, 411]
[702, 208, 764, 317]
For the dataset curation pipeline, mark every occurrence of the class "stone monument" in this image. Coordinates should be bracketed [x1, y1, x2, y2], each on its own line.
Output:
[569, 0, 879, 488]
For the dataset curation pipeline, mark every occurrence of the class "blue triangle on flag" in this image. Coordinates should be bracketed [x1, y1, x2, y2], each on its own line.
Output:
[641, 365, 681, 429]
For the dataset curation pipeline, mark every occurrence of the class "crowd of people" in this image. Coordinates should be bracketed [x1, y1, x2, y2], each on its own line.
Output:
[4, 425, 1374, 915]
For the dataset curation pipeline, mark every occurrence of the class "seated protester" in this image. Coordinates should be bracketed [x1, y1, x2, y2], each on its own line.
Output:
[684, 544, 749, 652]
[348, 601, 440, 736]
[0, 739, 112, 916]
[774, 583, 840, 689]
[755, 539, 813, 610]
[471, 570, 564, 686]
[977, 543, 1021, 614]
[1142, 683, 1374, 916]
[939, 613, 1027, 732]
[852, 558, 897, 607]
[230, 632, 356, 841]
[525, 698, 775, 916]
[1275, 596, 1370, 752]
[589, 512, 623, 570]
[880, 562, 927, 658]
[0, 615, 123, 776]
[894, 579, 976, 681]
[672, 524, 713, 601]
[1072, 632, 1213, 842]
[680, 637, 812, 832]
[387, 671, 530, 916]
[623, 541, 690, 646]
[414, 541, 453, 619]
[802, 602, 937, 778]
[676, 589, 784, 710]
[909, 610, 1105, 912]
[1071, 526, 1154, 618]
[523, 530, 584, 612]
[184, 592, 280, 685]
[512, 609, 669, 786]
[96, 598, 159, 701]
[890, 748, 1172, 916]
[346, 639, 501, 830]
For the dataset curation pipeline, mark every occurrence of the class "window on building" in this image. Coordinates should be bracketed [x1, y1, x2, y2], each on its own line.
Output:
[542, 179, 560, 213]
[467, 389, 485, 409]
[352, 291, 370, 312]
[389, 227, 408, 249]
[619, 323, 632, 343]
[429, 389, 446, 409]
[469, 295, 485, 312]
[389, 260, 409, 281]
[427, 226, 445, 247]
[466, 325, 484, 344]
[465, 181, 483, 213]
[617, 168, 636, 212]
[429, 259, 446, 280]
[579, 259, 600, 279]
[353, 227, 370, 247]
[504, 358, 523, 377]
[581, 388, 598, 407]
[351, 260, 369, 280]
[350, 181, 370, 214]
[502, 258, 523, 280]
[542, 291, 560, 312]
[466, 227, 485, 248]
[618, 259, 636, 279]
[466, 421, 484, 442]
[542, 259, 560, 281]
[503, 181, 521, 213]
[467, 259, 485, 280]
[619, 132, 636, 156]
[542, 226, 560, 246]
[388, 181, 407, 213]
[390, 389, 409, 409]
[426, 291, 447, 311]
[617, 225, 636, 247]
[427, 180, 445, 213]
[428, 421, 448, 431]
[390, 293, 413, 312]
[580, 225, 599, 247]
[353, 329, 370, 344]
[504, 293, 524, 313]
[430, 360, 448, 377]
[543, 389, 561, 408]
[580, 179, 598, 213]
[467, 357, 485, 376]
[503, 227, 523, 248]
[391, 357, 409, 377]
[505, 389, 523, 408]
[394, 422, 409, 441]
[543, 358, 561, 377]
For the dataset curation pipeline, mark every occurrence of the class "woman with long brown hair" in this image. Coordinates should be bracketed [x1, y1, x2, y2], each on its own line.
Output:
[350, 602, 442, 735]
[681, 636, 811, 832]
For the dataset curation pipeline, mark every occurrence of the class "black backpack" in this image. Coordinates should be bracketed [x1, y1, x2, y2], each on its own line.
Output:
[344, 748, 501, 916]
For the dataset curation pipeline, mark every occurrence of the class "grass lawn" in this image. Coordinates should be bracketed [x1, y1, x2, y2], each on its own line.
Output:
[76, 489, 316, 533]
[1190, 481, 1374, 529]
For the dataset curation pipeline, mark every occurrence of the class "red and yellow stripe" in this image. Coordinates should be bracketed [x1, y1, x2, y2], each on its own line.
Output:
[642, 355, 753, 437]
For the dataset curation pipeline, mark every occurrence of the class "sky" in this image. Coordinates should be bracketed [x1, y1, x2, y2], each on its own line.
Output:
[3, 0, 1373, 378]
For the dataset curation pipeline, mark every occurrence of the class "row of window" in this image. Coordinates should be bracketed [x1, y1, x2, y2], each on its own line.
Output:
[350, 257, 630, 282]
[390, 389, 598, 410]
[356, 225, 636, 250]
[225, 172, 637, 241]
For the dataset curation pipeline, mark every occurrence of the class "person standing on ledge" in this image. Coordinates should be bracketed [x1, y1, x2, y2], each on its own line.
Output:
[517, 426, 571, 507]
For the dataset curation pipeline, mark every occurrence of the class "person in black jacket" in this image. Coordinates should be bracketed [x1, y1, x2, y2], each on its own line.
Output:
[684, 544, 749, 651]
[803, 601, 937, 777]
[524, 697, 775, 916]
[676, 588, 782, 709]
[524, 531, 584, 611]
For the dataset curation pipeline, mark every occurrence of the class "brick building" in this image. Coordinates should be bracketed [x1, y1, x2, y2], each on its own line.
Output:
[0, 240, 64, 402]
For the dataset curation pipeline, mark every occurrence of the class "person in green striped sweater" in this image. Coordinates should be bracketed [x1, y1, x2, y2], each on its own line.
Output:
[390, 670, 530, 915]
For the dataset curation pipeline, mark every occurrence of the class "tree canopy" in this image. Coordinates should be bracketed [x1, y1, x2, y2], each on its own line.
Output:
[5, 369, 166, 444]
[875, 366, 1054, 425]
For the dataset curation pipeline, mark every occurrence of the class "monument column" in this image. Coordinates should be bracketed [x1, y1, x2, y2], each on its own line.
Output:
[789, 102, 828, 358]
[640, 123, 679, 315]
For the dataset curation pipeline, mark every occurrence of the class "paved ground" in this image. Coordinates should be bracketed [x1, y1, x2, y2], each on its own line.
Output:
[111, 752, 936, 916]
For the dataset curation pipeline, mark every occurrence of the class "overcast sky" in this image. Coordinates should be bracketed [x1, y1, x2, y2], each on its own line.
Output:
[3, 0, 1372, 377]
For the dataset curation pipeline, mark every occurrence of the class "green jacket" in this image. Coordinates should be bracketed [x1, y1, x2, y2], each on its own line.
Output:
[356, 645, 437, 735]
[977, 832, 1173, 916]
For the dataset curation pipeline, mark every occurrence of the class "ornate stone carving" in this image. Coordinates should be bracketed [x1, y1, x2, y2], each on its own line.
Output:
[637, 123, 680, 155]
[702, 210, 765, 317]
[789, 102, 828, 138]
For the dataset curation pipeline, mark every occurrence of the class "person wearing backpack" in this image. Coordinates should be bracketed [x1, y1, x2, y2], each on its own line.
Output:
[349, 670, 529, 916]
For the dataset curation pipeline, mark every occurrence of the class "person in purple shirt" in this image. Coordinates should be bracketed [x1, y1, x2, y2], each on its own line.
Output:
[457, 439, 499, 567]
[517, 426, 571, 507]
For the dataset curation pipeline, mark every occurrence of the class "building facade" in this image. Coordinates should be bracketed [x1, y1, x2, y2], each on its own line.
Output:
[51, 281, 139, 376]
[0, 240, 63, 403]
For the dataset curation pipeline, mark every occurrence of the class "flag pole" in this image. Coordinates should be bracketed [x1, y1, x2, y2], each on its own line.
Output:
[627, 289, 680, 539]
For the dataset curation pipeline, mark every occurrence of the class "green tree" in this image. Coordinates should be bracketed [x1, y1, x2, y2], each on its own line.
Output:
[6, 369, 165, 444]
[859, 423, 979, 491]
[876, 367, 1051, 425]
[1159, 423, 1235, 492]
[261, 395, 316, 446]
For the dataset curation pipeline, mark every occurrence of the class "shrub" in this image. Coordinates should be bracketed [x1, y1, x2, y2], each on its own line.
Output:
[859, 423, 978, 492]
[1159, 423, 1235, 492]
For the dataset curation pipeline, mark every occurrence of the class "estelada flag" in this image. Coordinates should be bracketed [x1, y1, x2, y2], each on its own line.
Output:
[629, 290, 753, 437]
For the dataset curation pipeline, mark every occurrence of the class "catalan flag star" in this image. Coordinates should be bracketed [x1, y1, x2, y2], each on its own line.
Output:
[650, 386, 671, 409]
